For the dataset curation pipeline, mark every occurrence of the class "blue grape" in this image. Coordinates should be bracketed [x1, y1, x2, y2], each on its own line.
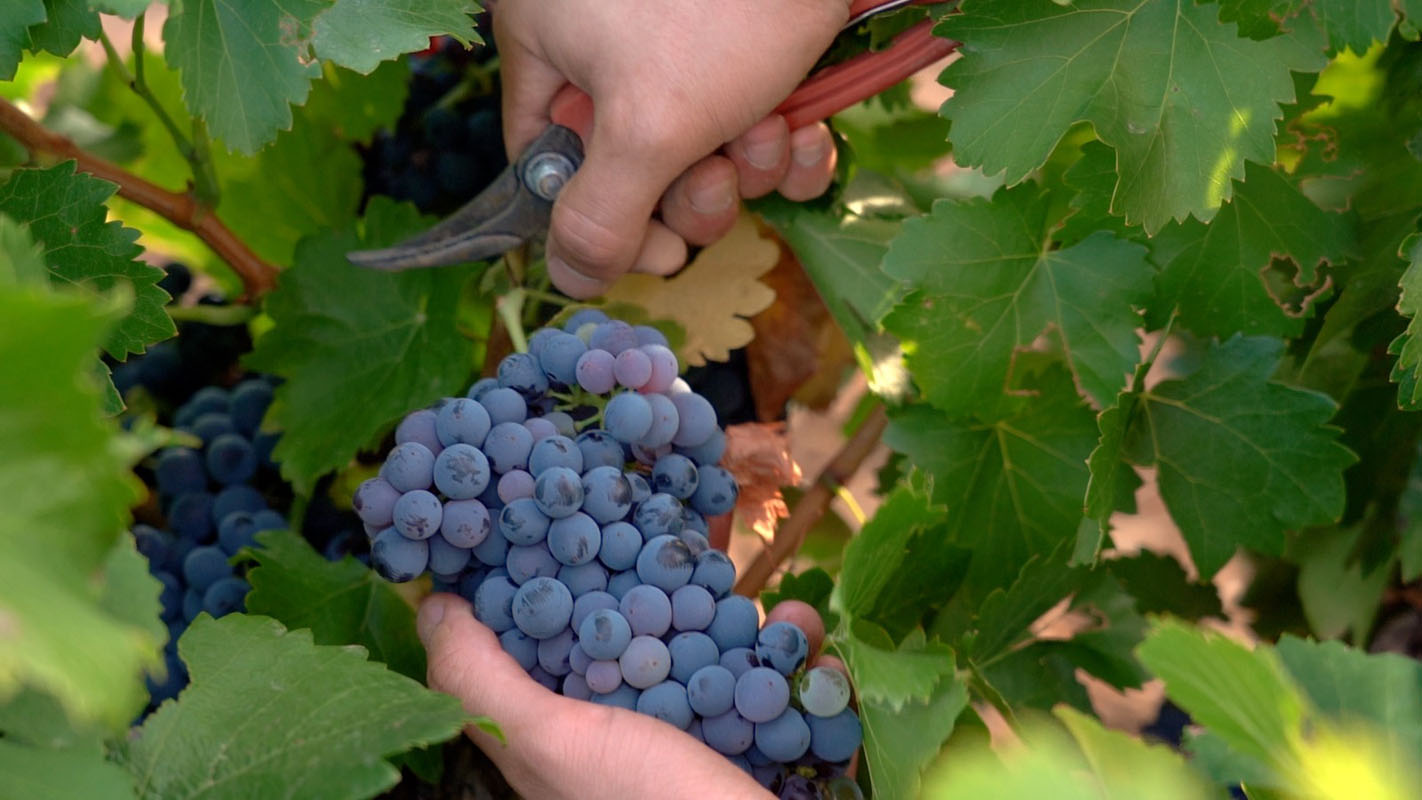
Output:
[251, 509, 286, 533]
[563, 672, 592, 700]
[470, 523, 510, 566]
[189, 412, 236, 445]
[512, 576, 573, 639]
[529, 666, 559, 691]
[393, 490, 442, 540]
[586, 659, 623, 694]
[398, 408, 445, 454]
[671, 584, 716, 631]
[636, 534, 694, 593]
[500, 628, 539, 671]
[253, 431, 279, 469]
[720, 647, 760, 679]
[589, 320, 639, 355]
[497, 469, 535, 502]
[577, 429, 625, 470]
[637, 681, 694, 729]
[163, 537, 197, 575]
[652, 454, 699, 499]
[169, 492, 215, 540]
[524, 414, 558, 441]
[527, 326, 561, 358]
[428, 535, 473, 574]
[202, 576, 249, 617]
[534, 466, 584, 518]
[382, 442, 435, 492]
[217, 511, 260, 554]
[668, 631, 720, 684]
[182, 587, 203, 621]
[579, 608, 633, 660]
[230, 379, 273, 436]
[480, 387, 528, 426]
[205, 434, 257, 485]
[707, 595, 760, 651]
[777, 772, 818, 800]
[807, 709, 861, 762]
[581, 466, 632, 524]
[372, 527, 429, 582]
[483, 422, 534, 473]
[597, 521, 642, 571]
[498, 352, 550, 399]
[670, 392, 717, 447]
[575, 349, 616, 393]
[538, 331, 587, 386]
[433, 443, 491, 500]
[557, 561, 609, 596]
[606, 569, 641, 599]
[634, 325, 669, 348]
[634, 493, 685, 538]
[563, 308, 609, 332]
[542, 411, 576, 437]
[640, 344, 679, 393]
[639, 393, 680, 448]
[756, 621, 809, 676]
[465, 376, 499, 401]
[528, 435, 583, 475]
[506, 543, 560, 584]
[614, 348, 652, 389]
[499, 498, 551, 545]
[691, 465, 739, 516]
[154, 571, 182, 620]
[212, 485, 265, 523]
[798, 666, 852, 718]
[681, 508, 709, 537]
[619, 584, 672, 637]
[631, 441, 671, 468]
[692, 550, 736, 597]
[147, 650, 188, 705]
[592, 684, 643, 711]
[619, 635, 671, 689]
[568, 643, 593, 675]
[548, 512, 601, 566]
[687, 664, 737, 717]
[440, 499, 491, 548]
[435, 398, 491, 448]
[156, 448, 206, 495]
[676, 427, 726, 467]
[604, 393, 653, 443]
[537, 627, 576, 676]
[571, 591, 620, 630]
[187, 386, 230, 416]
[702, 710, 755, 755]
[134, 525, 172, 566]
[183, 546, 232, 590]
[474, 575, 519, 632]
[736, 667, 790, 723]
[625, 471, 652, 504]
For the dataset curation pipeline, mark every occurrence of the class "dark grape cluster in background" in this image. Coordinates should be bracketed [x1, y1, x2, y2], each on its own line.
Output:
[358, 312, 863, 799]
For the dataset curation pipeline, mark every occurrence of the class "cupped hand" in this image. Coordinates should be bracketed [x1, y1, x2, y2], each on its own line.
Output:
[417, 593, 842, 800]
[492, 0, 849, 298]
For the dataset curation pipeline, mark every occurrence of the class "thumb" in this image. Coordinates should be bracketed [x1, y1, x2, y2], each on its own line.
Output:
[417, 593, 556, 739]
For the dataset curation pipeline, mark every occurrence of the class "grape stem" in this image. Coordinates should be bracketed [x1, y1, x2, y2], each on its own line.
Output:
[734, 404, 888, 596]
[496, 288, 529, 352]
[0, 97, 279, 297]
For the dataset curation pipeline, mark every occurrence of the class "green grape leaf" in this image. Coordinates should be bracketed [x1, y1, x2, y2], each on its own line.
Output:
[100, 536, 168, 662]
[761, 567, 834, 620]
[0, 162, 174, 361]
[1060, 139, 1137, 245]
[0, 212, 47, 284]
[25, 0, 100, 58]
[0, 739, 136, 800]
[961, 543, 1082, 662]
[1275, 636, 1422, 763]
[1294, 526, 1392, 641]
[244, 528, 426, 681]
[1113, 336, 1355, 577]
[92, 0, 152, 18]
[120, 614, 471, 800]
[162, 0, 327, 154]
[836, 623, 957, 711]
[937, 0, 1324, 233]
[1152, 161, 1355, 339]
[1106, 551, 1222, 621]
[883, 362, 1098, 599]
[882, 185, 1153, 411]
[312, 0, 479, 75]
[1051, 706, 1220, 799]
[1312, 0, 1400, 53]
[1084, 392, 1144, 547]
[302, 60, 411, 144]
[0, 279, 155, 731]
[245, 198, 480, 493]
[0, 2, 47, 80]
[1389, 234, 1422, 409]
[1402, 444, 1422, 582]
[861, 671, 968, 800]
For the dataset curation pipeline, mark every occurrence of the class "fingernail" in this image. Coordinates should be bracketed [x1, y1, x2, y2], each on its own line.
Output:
[689, 176, 735, 214]
[417, 599, 446, 644]
[792, 128, 828, 167]
[743, 135, 782, 170]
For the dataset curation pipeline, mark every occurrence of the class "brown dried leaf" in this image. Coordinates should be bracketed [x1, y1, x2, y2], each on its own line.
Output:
[722, 422, 802, 538]
[603, 213, 778, 367]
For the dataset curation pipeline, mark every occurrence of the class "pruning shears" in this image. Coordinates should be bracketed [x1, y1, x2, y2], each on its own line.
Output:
[346, 0, 957, 271]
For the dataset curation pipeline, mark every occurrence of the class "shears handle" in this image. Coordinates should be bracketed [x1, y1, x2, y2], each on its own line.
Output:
[547, 0, 957, 135]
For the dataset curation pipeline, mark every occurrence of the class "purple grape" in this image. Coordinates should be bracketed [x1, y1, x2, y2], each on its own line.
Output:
[576, 349, 616, 393]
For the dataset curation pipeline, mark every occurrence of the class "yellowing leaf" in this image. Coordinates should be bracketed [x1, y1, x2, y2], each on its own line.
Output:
[603, 213, 778, 367]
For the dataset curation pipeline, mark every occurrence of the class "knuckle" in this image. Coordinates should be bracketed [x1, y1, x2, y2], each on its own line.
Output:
[552, 202, 633, 275]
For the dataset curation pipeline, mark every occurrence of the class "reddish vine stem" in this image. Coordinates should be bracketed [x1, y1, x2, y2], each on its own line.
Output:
[0, 97, 278, 297]
[734, 404, 889, 596]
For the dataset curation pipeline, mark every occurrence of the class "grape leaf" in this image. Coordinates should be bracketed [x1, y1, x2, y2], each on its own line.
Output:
[245, 197, 480, 493]
[835, 623, 957, 711]
[311, 0, 479, 75]
[0, 2, 46, 80]
[1217, 0, 1399, 53]
[959, 543, 1082, 662]
[302, 60, 411, 144]
[936, 0, 1325, 233]
[882, 184, 1152, 410]
[1294, 525, 1391, 641]
[883, 361, 1098, 598]
[1152, 161, 1354, 339]
[1389, 234, 1422, 409]
[860, 668, 968, 800]
[1084, 392, 1144, 546]
[0, 162, 174, 361]
[1050, 707, 1219, 799]
[0, 739, 136, 800]
[1106, 551, 1222, 621]
[25, 0, 99, 58]
[244, 528, 426, 681]
[761, 567, 834, 619]
[1098, 336, 1355, 577]
[92, 0, 152, 18]
[162, 0, 327, 154]
[0, 212, 47, 284]
[120, 614, 470, 800]
[602, 213, 778, 367]
[0, 278, 156, 731]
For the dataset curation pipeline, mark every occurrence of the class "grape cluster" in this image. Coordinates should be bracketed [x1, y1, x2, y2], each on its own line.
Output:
[359, 311, 862, 797]
[131, 378, 286, 711]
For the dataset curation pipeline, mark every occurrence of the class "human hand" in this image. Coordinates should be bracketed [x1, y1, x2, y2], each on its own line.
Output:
[417, 592, 844, 800]
[492, 0, 850, 298]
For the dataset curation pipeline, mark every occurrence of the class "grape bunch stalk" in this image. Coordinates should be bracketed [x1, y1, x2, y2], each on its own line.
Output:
[359, 311, 863, 798]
